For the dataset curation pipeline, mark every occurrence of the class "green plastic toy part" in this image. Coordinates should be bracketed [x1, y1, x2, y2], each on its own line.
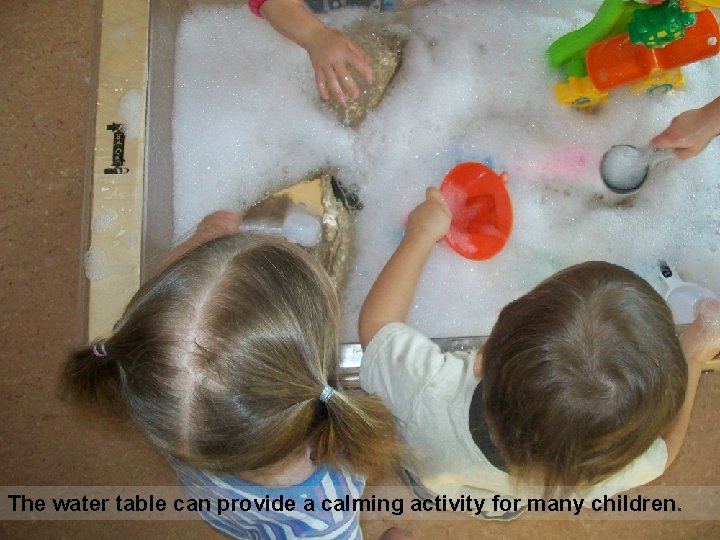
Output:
[627, 0, 696, 48]
[546, 0, 659, 77]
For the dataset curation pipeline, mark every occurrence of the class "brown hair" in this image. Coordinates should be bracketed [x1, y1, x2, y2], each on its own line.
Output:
[62, 233, 399, 477]
[481, 261, 687, 490]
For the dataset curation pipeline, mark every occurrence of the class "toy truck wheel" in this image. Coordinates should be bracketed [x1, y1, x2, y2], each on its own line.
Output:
[632, 68, 685, 96]
[554, 77, 608, 109]
[647, 83, 672, 95]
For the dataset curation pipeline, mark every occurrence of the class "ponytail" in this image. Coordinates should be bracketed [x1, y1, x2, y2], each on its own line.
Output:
[58, 234, 402, 478]
[60, 340, 126, 415]
[313, 386, 402, 478]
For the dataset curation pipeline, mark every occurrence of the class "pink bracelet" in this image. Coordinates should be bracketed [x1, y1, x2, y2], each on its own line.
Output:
[248, 0, 269, 18]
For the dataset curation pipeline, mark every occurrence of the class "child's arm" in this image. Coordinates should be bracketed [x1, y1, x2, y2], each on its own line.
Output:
[650, 96, 720, 159]
[662, 299, 720, 469]
[163, 210, 241, 266]
[255, 0, 372, 103]
[358, 187, 451, 348]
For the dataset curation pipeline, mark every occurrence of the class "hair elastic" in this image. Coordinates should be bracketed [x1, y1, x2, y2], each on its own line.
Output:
[91, 341, 107, 358]
[318, 385, 334, 403]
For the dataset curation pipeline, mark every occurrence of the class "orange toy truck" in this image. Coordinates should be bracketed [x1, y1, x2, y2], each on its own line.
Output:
[548, 0, 720, 109]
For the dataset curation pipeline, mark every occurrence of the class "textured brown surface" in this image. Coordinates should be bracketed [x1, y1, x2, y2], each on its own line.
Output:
[0, 1, 718, 539]
[0, 1, 220, 538]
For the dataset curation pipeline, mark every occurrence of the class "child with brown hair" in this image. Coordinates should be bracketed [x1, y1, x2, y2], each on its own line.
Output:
[359, 187, 720, 519]
[63, 211, 410, 539]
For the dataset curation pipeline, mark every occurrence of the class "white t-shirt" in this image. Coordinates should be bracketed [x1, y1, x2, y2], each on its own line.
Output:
[360, 322, 668, 517]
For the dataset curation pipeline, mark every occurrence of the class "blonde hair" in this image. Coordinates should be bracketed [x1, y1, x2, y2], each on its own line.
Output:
[481, 261, 687, 490]
[62, 233, 400, 477]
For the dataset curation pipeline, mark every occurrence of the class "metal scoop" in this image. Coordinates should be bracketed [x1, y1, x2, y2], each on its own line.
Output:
[600, 145, 675, 194]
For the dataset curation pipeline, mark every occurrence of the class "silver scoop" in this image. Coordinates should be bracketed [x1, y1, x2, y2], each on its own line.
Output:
[599, 145, 676, 194]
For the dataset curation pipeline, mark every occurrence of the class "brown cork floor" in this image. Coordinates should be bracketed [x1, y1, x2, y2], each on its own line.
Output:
[1, 1, 718, 539]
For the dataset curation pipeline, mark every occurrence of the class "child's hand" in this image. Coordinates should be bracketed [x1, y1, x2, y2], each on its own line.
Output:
[405, 187, 452, 244]
[650, 98, 720, 159]
[681, 298, 720, 367]
[196, 210, 242, 239]
[164, 211, 241, 266]
[304, 26, 372, 103]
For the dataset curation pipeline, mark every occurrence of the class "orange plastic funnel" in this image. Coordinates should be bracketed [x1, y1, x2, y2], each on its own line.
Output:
[440, 162, 513, 260]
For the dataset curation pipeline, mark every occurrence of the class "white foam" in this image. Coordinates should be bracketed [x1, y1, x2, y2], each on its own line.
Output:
[172, 0, 720, 341]
[84, 246, 133, 281]
[91, 209, 118, 234]
[118, 89, 144, 139]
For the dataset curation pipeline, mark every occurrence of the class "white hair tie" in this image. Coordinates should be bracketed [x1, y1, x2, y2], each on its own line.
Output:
[318, 385, 334, 403]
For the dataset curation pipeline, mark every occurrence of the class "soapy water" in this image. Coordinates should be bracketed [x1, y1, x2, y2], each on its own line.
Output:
[91, 209, 118, 234]
[172, 0, 720, 341]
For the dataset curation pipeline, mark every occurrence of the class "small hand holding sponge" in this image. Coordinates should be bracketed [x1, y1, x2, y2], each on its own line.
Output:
[327, 20, 404, 128]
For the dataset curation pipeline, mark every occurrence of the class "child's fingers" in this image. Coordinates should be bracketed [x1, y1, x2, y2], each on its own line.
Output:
[651, 127, 704, 159]
[347, 42, 373, 82]
[695, 298, 720, 327]
[334, 64, 360, 100]
[682, 298, 720, 364]
[674, 147, 700, 160]
[321, 66, 346, 103]
[425, 187, 451, 215]
[650, 133, 679, 149]
[425, 186, 441, 199]
[314, 69, 330, 101]
[650, 131, 697, 160]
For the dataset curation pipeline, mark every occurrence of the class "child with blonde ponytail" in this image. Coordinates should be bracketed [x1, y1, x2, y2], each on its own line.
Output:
[62, 211, 409, 540]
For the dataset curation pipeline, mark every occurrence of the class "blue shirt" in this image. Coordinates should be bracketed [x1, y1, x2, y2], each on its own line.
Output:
[172, 460, 365, 539]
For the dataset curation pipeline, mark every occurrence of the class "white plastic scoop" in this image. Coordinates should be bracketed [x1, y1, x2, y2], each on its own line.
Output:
[241, 202, 322, 247]
[658, 260, 718, 325]
[600, 145, 675, 194]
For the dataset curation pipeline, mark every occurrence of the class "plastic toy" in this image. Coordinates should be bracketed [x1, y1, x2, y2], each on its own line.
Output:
[685, 0, 720, 9]
[658, 260, 718, 324]
[439, 162, 513, 260]
[547, 0, 720, 109]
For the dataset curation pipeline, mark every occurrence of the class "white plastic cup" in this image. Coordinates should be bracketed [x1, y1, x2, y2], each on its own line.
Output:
[281, 205, 322, 247]
[240, 203, 322, 248]
[660, 263, 719, 325]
